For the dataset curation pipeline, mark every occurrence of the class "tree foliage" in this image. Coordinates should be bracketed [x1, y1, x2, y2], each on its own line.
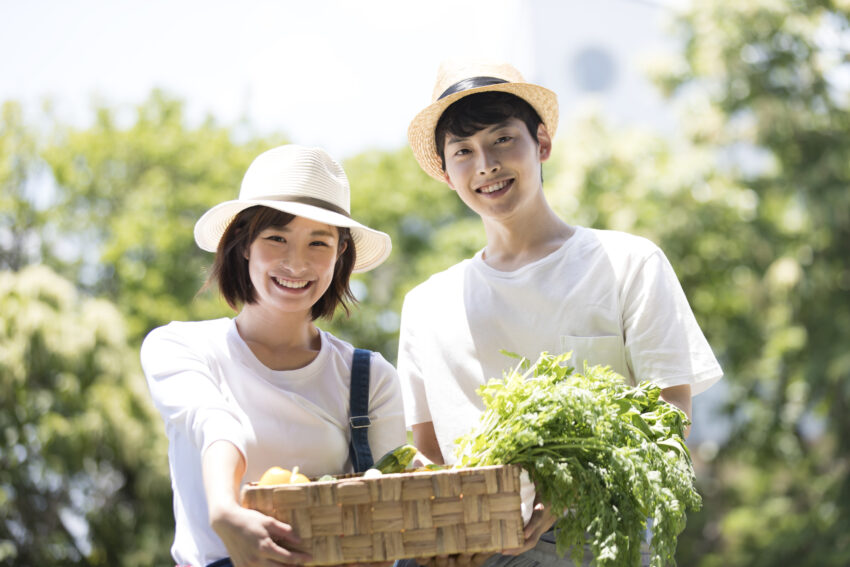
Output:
[647, 1, 850, 564]
[41, 91, 282, 342]
[0, 101, 50, 271]
[0, 265, 172, 566]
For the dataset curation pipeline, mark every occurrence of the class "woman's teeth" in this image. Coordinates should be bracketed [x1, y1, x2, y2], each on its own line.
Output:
[273, 277, 309, 289]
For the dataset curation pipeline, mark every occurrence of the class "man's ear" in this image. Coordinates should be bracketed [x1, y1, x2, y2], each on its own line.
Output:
[443, 170, 457, 192]
[536, 123, 553, 162]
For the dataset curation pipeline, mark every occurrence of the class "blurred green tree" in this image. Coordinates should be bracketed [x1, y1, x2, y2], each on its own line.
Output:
[41, 90, 282, 343]
[641, 1, 850, 564]
[0, 265, 172, 566]
[1, 101, 51, 271]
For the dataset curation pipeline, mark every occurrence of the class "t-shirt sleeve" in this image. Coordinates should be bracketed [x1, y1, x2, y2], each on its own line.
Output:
[140, 324, 247, 458]
[621, 248, 723, 396]
[366, 352, 408, 458]
[396, 291, 434, 428]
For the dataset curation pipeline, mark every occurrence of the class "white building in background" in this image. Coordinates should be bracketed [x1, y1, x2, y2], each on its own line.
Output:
[520, 0, 682, 133]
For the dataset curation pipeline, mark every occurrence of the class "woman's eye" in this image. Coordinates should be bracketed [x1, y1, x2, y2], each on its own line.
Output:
[266, 235, 285, 243]
[311, 240, 331, 247]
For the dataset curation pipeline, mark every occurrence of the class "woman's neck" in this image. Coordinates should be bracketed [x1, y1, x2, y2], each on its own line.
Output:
[234, 305, 321, 371]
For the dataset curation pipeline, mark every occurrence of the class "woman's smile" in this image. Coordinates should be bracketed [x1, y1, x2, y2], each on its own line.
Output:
[271, 275, 311, 290]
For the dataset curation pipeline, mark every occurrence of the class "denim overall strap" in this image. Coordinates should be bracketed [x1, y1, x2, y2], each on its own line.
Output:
[348, 348, 374, 472]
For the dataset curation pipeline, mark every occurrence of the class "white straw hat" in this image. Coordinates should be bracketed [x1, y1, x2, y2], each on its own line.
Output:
[408, 60, 559, 181]
[194, 145, 391, 273]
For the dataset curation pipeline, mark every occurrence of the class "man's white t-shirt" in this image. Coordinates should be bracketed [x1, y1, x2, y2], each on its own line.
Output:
[397, 226, 722, 463]
[141, 318, 406, 567]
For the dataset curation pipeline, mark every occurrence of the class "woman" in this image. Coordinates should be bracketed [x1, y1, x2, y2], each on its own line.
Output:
[141, 145, 406, 567]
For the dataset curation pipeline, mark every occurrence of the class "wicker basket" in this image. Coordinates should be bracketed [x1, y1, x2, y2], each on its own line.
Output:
[240, 464, 525, 565]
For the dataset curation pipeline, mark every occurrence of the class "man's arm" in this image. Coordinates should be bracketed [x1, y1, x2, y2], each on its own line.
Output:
[412, 421, 445, 465]
[659, 384, 692, 438]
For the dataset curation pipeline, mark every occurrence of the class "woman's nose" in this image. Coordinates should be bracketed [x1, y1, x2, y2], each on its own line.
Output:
[280, 247, 307, 273]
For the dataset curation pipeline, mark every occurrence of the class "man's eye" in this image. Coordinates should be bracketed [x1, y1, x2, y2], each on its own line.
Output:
[496, 136, 512, 144]
[454, 148, 470, 156]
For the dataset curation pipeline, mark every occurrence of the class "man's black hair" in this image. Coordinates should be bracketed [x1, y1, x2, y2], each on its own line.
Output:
[435, 91, 544, 171]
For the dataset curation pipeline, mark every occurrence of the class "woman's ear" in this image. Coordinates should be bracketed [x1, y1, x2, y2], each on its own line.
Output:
[337, 239, 348, 259]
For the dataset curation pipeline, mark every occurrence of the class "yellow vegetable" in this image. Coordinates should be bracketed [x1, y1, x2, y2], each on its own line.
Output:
[257, 466, 292, 486]
[257, 465, 311, 485]
[289, 465, 310, 484]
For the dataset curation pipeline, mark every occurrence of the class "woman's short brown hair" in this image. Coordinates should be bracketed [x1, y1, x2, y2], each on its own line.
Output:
[204, 205, 357, 320]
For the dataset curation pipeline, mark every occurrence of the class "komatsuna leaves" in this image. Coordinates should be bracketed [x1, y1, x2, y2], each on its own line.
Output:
[454, 351, 700, 567]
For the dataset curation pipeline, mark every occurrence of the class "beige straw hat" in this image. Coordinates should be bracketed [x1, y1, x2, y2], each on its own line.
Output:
[408, 60, 559, 182]
[194, 145, 391, 273]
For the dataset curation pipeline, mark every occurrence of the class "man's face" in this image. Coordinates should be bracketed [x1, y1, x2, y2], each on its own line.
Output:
[442, 117, 551, 222]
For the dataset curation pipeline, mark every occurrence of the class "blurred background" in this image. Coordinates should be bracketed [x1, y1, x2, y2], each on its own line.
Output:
[2, 0, 849, 565]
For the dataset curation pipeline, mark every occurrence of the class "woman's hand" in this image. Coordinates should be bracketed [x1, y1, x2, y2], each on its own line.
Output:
[210, 502, 311, 566]
[203, 440, 312, 566]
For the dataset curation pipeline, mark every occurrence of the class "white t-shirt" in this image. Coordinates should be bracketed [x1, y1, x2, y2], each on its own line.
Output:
[397, 226, 722, 463]
[140, 318, 406, 567]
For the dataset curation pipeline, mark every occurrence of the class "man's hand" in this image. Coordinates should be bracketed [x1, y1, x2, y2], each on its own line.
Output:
[500, 497, 557, 556]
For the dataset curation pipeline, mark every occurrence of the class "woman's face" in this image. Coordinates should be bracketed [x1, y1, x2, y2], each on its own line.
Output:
[244, 215, 343, 317]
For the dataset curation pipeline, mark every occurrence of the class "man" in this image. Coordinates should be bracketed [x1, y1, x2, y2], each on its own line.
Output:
[397, 60, 723, 567]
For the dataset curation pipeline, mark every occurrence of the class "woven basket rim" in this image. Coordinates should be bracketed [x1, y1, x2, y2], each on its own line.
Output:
[242, 463, 522, 491]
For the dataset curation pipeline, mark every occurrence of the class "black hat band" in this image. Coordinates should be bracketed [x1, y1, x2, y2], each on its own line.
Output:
[438, 76, 509, 100]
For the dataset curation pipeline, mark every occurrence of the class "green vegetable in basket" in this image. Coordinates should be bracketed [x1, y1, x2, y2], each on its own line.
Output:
[454, 351, 701, 567]
[373, 443, 418, 474]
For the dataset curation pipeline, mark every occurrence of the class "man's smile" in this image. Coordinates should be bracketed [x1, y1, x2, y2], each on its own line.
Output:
[476, 178, 513, 194]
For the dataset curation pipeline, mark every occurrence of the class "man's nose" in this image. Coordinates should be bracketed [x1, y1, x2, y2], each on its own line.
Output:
[477, 149, 500, 175]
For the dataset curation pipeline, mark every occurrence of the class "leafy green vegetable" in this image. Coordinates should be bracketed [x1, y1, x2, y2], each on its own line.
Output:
[454, 352, 701, 567]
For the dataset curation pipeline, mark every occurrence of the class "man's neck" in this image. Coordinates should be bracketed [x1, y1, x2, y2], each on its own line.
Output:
[481, 205, 575, 272]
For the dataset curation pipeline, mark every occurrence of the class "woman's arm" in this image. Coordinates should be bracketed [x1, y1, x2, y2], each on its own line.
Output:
[203, 440, 311, 566]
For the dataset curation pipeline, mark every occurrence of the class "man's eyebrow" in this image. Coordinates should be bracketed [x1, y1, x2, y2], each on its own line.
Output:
[445, 121, 513, 145]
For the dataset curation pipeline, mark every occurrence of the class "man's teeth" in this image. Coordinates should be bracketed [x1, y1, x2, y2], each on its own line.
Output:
[273, 277, 308, 289]
[480, 180, 509, 194]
